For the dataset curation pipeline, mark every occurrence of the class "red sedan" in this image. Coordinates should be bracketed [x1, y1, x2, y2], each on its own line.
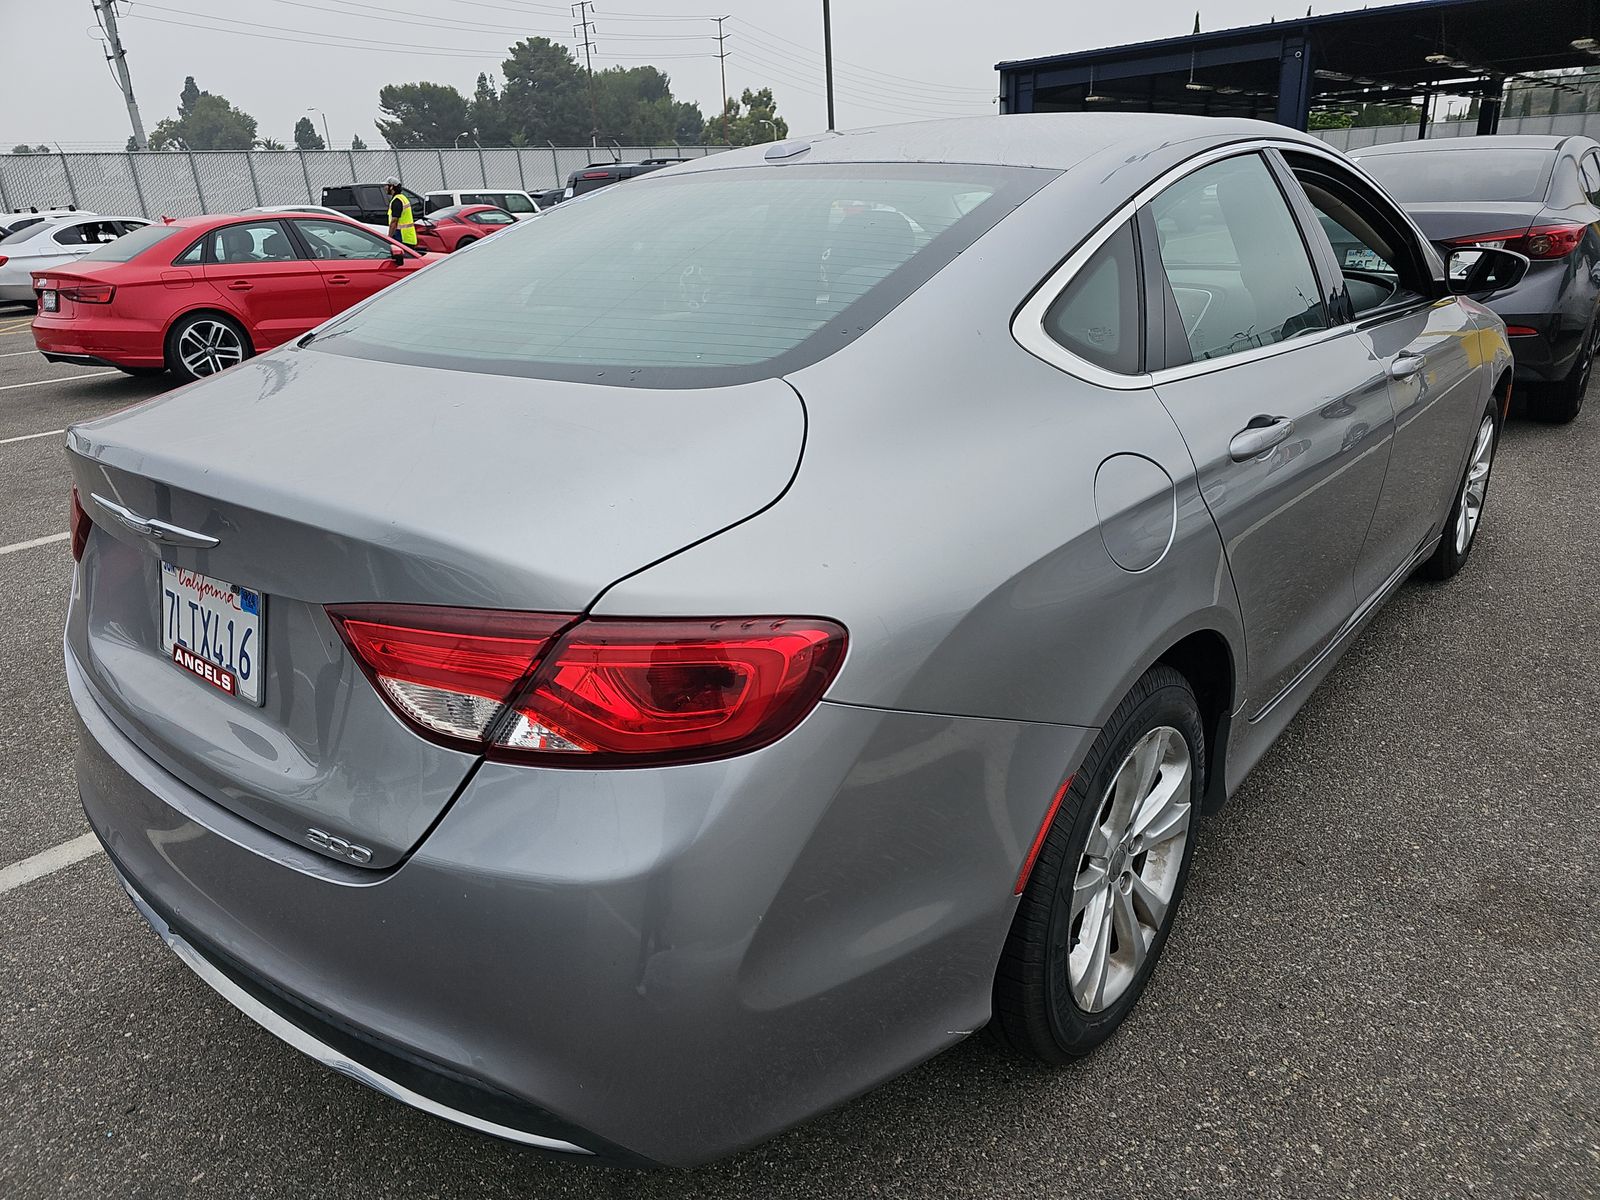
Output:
[31, 212, 430, 381]
[412, 203, 519, 253]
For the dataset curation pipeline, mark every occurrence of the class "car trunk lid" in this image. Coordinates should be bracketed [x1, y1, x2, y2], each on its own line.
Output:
[65, 347, 805, 867]
[1400, 201, 1547, 244]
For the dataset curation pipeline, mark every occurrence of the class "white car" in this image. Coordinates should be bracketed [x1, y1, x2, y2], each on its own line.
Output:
[0, 213, 150, 304]
[423, 188, 540, 218]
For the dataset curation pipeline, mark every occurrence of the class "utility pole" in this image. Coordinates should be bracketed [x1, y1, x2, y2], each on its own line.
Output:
[93, 0, 148, 150]
[715, 16, 731, 145]
[572, 1, 599, 148]
[821, 0, 836, 131]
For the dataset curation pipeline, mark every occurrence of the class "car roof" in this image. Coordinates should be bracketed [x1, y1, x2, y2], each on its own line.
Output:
[665, 113, 1326, 175]
[1353, 135, 1589, 157]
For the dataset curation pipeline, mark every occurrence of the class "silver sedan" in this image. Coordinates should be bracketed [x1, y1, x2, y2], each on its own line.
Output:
[0, 212, 148, 302]
[65, 114, 1517, 1166]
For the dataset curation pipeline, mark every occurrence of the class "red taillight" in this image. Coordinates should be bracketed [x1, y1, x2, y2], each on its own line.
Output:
[0, 256, 8, 268]
[1451, 223, 1588, 259]
[60, 283, 115, 304]
[328, 606, 847, 766]
[329, 605, 571, 748]
[581, 170, 610, 179]
[70, 487, 92, 561]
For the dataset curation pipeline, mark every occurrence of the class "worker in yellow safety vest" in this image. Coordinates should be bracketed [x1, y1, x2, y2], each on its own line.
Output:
[385, 176, 417, 247]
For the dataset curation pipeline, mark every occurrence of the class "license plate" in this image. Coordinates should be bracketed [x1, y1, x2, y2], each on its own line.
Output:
[160, 564, 265, 704]
[40, 290, 58, 313]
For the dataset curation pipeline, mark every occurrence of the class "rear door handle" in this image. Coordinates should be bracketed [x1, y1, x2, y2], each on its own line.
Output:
[1229, 415, 1295, 462]
[326, 275, 350, 285]
[1387, 352, 1425, 379]
[225, 281, 252, 292]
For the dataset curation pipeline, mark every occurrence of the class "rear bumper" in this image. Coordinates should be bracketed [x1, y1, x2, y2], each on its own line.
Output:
[70, 643, 1089, 1166]
[32, 313, 167, 369]
[1484, 259, 1596, 383]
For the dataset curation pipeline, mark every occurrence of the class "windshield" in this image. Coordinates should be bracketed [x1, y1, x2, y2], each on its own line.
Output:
[1358, 148, 1556, 203]
[499, 192, 537, 213]
[313, 163, 1049, 387]
[73, 223, 179, 263]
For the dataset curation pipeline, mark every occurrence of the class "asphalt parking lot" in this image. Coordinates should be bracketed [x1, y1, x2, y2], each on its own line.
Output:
[0, 301, 1595, 1199]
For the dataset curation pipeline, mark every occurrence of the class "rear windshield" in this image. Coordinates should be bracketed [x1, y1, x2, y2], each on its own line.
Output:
[1358, 148, 1556, 203]
[313, 163, 1048, 387]
[75, 223, 182, 263]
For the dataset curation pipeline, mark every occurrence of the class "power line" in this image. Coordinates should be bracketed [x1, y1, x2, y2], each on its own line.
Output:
[732, 16, 992, 95]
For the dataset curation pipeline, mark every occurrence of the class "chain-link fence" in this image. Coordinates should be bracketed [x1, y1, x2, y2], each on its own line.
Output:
[0, 145, 731, 218]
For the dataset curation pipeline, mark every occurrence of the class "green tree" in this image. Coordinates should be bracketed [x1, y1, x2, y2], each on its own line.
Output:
[351, 133, 368, 150]
[1309, 109, 1354, 129]
[498, 38, 591, 144]
[376, 81, 472, 147]
[470, 73, 508, 145]
[717, 87, 788, 145]
[293, 117, 325, 151]
[1351, 101, 1423, 128]
[11, 144, 50, 154]
[148, 80, 258, 150]
[592, 66, 704, 143]
[256, 137, 286, 150]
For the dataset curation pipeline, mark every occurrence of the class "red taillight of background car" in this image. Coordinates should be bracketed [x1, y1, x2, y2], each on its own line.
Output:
[59, 283, 115, 304]
[581, 170, 610, 179]
[1450, 223, 1588, 260]
[69, 487, 92, 561]
[328, 605, 847, 766]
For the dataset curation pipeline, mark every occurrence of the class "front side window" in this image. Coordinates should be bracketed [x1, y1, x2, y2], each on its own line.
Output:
[1043, 221, 1141, 374]
[312, 163, 1049, 386]
[499, 193, 537, 213]
[207, 221, 299, 264]
[1289, 157, 1432, 317]
[1150, 154, 1328, 363]
[467, 209, 515, 226]
[294, 218, 395, 260]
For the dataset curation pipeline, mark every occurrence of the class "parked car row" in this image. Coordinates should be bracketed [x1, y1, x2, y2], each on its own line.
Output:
[59, 114, 1548, 1168]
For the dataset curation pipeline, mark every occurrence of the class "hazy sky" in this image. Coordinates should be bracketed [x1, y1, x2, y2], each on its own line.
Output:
[1, 0, 1415, 150]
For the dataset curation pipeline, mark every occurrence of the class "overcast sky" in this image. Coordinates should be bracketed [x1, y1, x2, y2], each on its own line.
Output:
[2, 0, 1415, 150]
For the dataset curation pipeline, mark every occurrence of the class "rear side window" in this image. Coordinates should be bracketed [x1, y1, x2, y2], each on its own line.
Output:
[315, 164, 1049, 387]
[206, 221, 299, 264]
[1582, 151, 1600, 205]
[76, 223, 181, 264]
[1044, 221, 1142, 374]
[1357, 149, 1555, 203]
[500, 192, 537, 213]
[1150, 155, 1328, 363]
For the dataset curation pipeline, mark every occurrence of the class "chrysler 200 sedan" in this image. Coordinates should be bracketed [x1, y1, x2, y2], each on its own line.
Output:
[67, 115, 1518, 1166]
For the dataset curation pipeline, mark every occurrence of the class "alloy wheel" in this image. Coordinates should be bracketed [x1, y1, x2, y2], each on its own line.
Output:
[1454, 414, 1496, 557]
[1068, 725, 1193, 1013]
[177, 320, 245, 377]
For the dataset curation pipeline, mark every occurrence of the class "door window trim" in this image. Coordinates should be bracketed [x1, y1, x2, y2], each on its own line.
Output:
[1013, 139, 1381, 391]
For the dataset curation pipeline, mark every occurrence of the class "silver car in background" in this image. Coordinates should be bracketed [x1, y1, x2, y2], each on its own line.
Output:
[67, 114, 1516, 1166]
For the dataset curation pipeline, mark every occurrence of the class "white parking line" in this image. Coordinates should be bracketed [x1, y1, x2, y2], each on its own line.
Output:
[0, 833, 103, 897]
[0, 371, 116, 392]
[0, 349, 42, 358]
[0, 531, 68, 556]
[0, 428, 64, 446]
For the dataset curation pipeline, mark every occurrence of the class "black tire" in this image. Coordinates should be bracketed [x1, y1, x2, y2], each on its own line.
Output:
[115, 365, 167, 378]
[165, 312, 252, 383]
[993, 664, 1204, 1063]
[1531, 319, 1596, 424]
[1421, 401, 1499, 582]
[454, 235, 477, 249]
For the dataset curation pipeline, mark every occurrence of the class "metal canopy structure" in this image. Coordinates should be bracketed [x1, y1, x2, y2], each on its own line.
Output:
[998, 0, 1600, 135]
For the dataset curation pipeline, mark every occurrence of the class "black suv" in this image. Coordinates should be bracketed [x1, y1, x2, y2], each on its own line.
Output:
[563, 158, 689, 199]
[321, 183, 426, 226]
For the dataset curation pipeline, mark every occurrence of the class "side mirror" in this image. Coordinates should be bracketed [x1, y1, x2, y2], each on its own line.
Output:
[1446, 245, 1530, 298]
[389, 245, 406, 264]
